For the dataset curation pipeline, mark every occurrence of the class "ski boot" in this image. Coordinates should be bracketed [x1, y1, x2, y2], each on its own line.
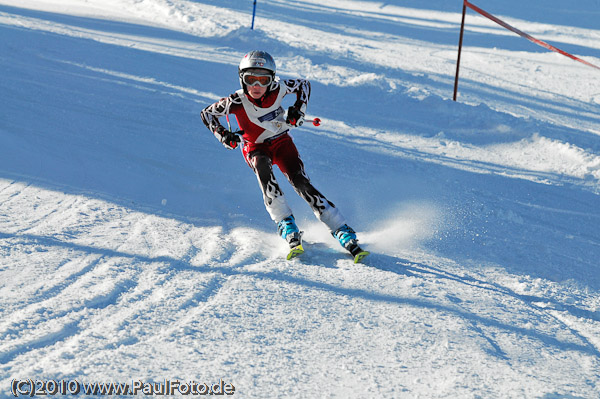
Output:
[332, 224, 370, 263]
[277, 215, 303, 260]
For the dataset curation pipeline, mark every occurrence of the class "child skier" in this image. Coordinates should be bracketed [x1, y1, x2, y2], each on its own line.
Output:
[200, 50, 368, 262]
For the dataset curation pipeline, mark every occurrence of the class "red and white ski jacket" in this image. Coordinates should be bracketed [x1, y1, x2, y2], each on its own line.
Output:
[201, 79, 310, 144]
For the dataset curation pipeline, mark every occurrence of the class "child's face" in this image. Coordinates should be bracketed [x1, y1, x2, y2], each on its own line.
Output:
[248, 84, 267, 99]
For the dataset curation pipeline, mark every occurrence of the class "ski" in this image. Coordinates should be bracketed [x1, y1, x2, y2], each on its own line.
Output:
[286, 244, 367, 262]
[286, 244, 304, 260]
[353, 250, 370, 264]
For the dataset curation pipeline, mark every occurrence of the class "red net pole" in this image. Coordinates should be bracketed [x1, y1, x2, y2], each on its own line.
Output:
[453, 1, 468, 101]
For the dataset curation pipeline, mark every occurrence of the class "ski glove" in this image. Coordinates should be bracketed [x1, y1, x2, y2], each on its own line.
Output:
[286, 102, 307, 127]
[214, 126, 241, 150]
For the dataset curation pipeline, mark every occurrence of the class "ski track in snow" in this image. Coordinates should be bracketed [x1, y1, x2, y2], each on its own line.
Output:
[1, 0, 600, 397]
[1, 178, 599, 397]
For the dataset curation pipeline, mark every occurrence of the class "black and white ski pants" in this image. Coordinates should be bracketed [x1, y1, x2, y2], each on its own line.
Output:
[242, 133, 345, 230]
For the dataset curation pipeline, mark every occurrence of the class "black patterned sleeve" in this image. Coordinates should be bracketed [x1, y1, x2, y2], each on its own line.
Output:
[283, 79, 311, 107]
[200, 93, 242, 133]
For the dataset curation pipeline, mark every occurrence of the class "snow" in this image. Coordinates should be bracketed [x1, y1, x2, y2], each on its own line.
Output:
[1, 0, 599, 397]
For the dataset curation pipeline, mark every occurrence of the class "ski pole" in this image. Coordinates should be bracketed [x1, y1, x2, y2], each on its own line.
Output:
[290, 118, 321, 127]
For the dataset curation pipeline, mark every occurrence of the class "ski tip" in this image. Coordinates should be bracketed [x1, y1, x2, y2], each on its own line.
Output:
[353, 250, 370, 264]
[287, 245, 304, 260]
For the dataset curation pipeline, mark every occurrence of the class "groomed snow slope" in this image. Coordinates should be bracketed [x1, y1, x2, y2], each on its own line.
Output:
[1, 0, 599, 398]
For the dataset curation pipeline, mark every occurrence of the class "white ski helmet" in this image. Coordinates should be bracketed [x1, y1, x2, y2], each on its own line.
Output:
[238, 50, 276, 91]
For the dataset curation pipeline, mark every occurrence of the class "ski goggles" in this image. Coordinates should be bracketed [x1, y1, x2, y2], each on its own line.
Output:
[242, 72, 273, 87]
